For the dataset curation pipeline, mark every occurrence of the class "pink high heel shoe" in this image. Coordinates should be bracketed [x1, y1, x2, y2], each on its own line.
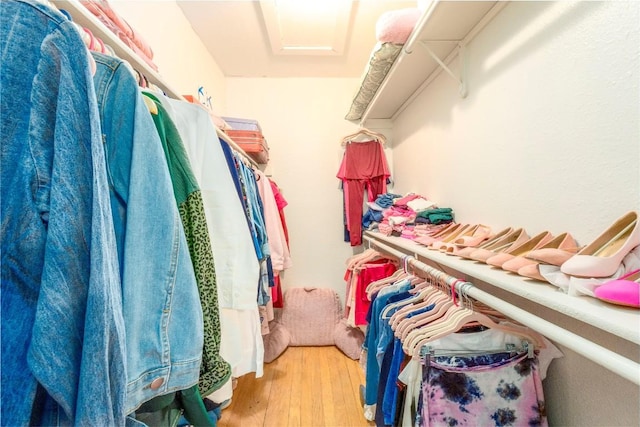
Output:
[469, 228, 530, 263]
[438, 224, 490, 252]
[594, 269, 640, 308]
[486, 231, 555, 269]
[451, 224, 492, 248]
[428, 224, 474, 251]
[504, 232, 578, 275]
[450, 227, 513, 258]
[414, 223, 460, 246]
[517, 263, 549, 282]
[524, 232, 581, 266]
[561, 211, 640, 278]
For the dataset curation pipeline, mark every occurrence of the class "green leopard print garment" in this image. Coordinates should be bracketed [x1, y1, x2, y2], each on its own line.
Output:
[179, 191, 231, 395]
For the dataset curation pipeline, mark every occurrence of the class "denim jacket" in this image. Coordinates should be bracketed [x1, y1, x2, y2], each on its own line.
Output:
[1, 1, 126, 425]
[91, 53, 204, 415]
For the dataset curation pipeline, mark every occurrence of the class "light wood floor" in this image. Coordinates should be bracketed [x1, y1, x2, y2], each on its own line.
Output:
[217, 346, 375, 427]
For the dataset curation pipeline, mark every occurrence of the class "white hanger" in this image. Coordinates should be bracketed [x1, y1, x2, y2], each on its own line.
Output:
[341, 127, 387, 146]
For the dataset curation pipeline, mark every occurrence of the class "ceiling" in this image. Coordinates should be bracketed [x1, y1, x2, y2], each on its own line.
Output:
[178, 1, 417, 78]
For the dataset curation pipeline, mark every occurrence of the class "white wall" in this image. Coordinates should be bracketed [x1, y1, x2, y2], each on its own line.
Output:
[111, 0, 227, 114]
[391, 1, 639, 425]
[225, 78, 374, 301]
[393, 1, 639, 237]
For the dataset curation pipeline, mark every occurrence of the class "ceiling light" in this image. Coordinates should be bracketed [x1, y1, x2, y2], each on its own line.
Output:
[259, 0, 356, 56]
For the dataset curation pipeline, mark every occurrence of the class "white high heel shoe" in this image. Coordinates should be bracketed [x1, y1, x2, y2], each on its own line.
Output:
[560, 211, 640, 278]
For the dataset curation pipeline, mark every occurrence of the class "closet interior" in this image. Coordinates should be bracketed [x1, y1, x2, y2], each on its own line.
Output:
[2, 0, 639, 426]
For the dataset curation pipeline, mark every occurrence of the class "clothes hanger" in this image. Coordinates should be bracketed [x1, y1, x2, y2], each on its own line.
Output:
[399, 277, 472, 347]
[387, 271, 446, 332]
[405, 284, 544, 356]
[365, 269, 407, 299]
[364, 254, 411, 296]
[379, 277, 428, 320]
[346, 248, 378, 270]
[340, 127, 387, 146]
[388, 283, 442, 331]
[397, 289, 453, 344]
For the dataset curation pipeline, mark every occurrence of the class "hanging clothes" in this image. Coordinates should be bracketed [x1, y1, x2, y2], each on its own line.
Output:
[161, 98, 264, 383]
[359, 262, 563, 427]
[337, 139, 390, 246]
[91, 52, 208, 424]
[1, 2, 126, 424]
[143, 91, 231, 397]
[419, 352, 547, 427]
[269, 179, 290, 247]
[255, 170, 292, 276]
[267, 178, 291, 307]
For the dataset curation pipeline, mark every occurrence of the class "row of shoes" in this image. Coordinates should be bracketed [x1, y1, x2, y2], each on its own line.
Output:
[412, 211, 640, 308]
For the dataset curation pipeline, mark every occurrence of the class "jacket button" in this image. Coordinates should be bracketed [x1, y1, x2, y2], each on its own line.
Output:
[150, 377, 164, 390]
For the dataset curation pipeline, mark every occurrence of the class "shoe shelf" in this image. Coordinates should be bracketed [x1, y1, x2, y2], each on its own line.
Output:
[358, 1, 508, 126]
[53, 0, 259, 168]
[363, 231, 640, 346]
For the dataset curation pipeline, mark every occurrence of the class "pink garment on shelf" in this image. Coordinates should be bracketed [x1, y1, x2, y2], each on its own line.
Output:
[80, 0, 158, 71]
[337, 140, 390, 246]
[400, 226, 415, 240]
[81, 0, 154, 58]
[393, 193, 421, 207]
[383, 205, 415, 219]
[378, 222, 393, 236]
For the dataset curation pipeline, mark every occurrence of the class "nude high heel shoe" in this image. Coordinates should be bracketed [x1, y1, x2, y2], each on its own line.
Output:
[503, 232, 578, 274]
[469, 228, 530, 263]
[524, 232, 581, 266]
[486, 231, 555, 269]
[517, 263, 548, 282]
[437, 224, 489, 252]
[451, 224, 492, 248]
[561, 211, 640, 278]
[450, 227, 513, 258]
[414, 223, 461, 247]
[428, 224, 473, 251]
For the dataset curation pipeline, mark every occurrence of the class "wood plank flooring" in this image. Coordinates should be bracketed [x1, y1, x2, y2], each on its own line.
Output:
[218, 346, 375, 427]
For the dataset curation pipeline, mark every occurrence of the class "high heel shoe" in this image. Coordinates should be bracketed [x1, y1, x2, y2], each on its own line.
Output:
[524, 232, 580, 266]
[517, 263, 549, 283]
[437, 224, 490, 252]
[451, 224, 493, 248]
[486, 231, 555, 269]
[450, 227, 513, 258]
[561, 211, 640, 278]
[414, 223, 461, 246]
[504, 232, 578, 274]
[468, 228, 530, 263]
[594, 268, 640, 308]
[428, 224, 474, 251]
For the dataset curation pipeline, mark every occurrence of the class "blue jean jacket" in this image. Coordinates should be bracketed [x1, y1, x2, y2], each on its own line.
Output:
[1, 1, 126, 425]
[91, 52, 204, 415]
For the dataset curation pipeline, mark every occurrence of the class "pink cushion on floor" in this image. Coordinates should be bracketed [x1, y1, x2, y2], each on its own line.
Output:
[281, 287, 341, 346]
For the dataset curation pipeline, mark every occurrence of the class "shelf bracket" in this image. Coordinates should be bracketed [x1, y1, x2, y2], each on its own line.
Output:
[418, 40, 468, 98]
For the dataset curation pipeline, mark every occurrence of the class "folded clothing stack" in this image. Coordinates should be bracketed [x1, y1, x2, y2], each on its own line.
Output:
[416, 208, 454, 225]
[80, 0, 158, 71]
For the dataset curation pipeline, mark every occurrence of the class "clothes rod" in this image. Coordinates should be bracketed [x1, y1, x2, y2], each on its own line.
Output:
[363, 235, 640, 386]
[216, 128, 259, 168]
